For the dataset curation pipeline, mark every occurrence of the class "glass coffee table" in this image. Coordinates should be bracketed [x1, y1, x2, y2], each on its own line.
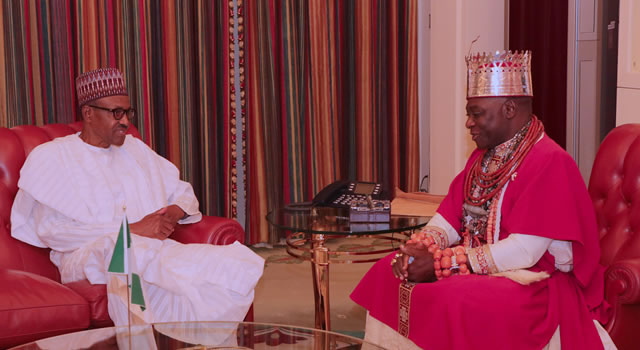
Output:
[267, 206, 429, 331]
[10, 321, 385, 349]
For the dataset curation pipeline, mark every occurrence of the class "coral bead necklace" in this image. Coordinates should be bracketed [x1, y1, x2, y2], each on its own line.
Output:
[463, 116, 544, 207]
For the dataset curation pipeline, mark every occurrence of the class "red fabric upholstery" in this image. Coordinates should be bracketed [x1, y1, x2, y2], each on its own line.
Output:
[588, 123, 640, 350]
[0, 122, 248, 348]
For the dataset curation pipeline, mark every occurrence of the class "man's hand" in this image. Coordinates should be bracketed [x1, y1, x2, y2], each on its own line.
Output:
[402, 243, 437, 283]
[392, 250, 411, 280]
[391, 242, 436, 283]
[129, 205, 185, 240]
[164, 204, 186, 225]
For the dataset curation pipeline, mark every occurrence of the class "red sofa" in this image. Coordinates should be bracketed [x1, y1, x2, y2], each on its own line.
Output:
[589, 123, 640, 350]
[0, 122, 249, 349]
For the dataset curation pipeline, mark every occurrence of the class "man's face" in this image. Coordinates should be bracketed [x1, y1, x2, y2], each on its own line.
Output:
[84, 95, 132, 147]
[465, 97, 508, 149]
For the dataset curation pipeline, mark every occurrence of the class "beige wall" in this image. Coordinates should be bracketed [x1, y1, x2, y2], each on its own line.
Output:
[418, 0, 431, 189]
[616, 0, 640, 125]
[616, 88, 640, 125]
[428, 0, 505, 194]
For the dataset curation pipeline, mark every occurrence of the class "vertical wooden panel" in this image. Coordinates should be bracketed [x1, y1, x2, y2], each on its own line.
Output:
[578, 0, 597, 40]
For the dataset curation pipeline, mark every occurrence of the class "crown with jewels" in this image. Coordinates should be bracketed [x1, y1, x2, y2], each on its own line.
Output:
[465, 50, 533, 98]
[75, 68, 128, 107]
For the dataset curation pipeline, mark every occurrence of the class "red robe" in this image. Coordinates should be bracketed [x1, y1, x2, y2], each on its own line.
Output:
[351, 135, 609, 350]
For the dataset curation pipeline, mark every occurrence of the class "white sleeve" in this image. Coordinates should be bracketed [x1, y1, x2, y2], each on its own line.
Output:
[488, 234, 574, 273]
[548, 240, 573, 272]
[466, 234, 575, 274]
[11, 189, 120, 253]
[489, 234, 551, 272]
[154, 152, 202, 224]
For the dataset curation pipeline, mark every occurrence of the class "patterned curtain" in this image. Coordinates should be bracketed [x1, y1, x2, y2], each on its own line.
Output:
[0, 0, 238, 218]
[246, 0, 419, 243]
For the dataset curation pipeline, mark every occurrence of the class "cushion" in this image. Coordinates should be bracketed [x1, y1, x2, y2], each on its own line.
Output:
[0, 269, 90, 349]
[391, 188, 444, 217]
[64, 280, 113, 328]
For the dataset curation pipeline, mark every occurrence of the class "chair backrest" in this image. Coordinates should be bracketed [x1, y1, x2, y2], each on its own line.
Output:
[0, 121, 142, 282]
[588, 123, 640, 267]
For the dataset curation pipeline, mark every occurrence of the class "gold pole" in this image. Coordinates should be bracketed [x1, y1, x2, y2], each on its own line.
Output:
[311, 233, 330, 331]
[127, 274, 131, 350]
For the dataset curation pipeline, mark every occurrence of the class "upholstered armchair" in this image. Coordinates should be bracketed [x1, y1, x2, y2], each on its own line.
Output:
[588, 123, 640, 350]
[0, 122, 248, 349]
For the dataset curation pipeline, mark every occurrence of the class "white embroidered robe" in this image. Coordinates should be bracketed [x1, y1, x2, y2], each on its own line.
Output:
[10, 134, 264, 326]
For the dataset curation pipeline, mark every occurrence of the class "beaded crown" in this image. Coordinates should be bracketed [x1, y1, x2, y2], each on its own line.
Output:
[76, 68, 128, 107]
[465, 50, 533, 98]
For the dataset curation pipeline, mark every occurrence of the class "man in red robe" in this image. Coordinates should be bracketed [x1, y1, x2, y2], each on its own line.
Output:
[351, 51, 614, 349]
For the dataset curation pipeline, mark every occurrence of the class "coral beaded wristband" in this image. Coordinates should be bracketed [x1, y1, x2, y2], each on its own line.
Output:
[407, 232, 471, 280]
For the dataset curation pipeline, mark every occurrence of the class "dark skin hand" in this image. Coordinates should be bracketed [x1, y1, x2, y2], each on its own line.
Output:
[392, 242, 437, 283]
[129, 205, 185, 240]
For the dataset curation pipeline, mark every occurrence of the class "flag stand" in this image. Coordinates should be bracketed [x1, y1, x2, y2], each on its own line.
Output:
[107, 207, 146, 350]
[127, 274, 132, 350]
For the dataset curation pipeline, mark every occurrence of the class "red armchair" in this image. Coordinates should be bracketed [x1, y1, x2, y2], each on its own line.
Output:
[0, 122, 248, 349]
[589, 123, 640, 350]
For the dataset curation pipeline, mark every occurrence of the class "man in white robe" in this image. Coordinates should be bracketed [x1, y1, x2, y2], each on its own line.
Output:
[10, 67, 264, 326]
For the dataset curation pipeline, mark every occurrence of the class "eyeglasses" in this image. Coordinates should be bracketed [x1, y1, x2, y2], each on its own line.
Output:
[88, 105, 136, 121]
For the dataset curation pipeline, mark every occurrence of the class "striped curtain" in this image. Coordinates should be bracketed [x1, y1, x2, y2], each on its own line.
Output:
[0, 0, 238, 218]
[246, 0, 419, 243]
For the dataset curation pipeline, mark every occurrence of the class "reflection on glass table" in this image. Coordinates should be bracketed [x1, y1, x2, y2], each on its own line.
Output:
[10, 321, 386, 350]
[268, 206, 428, 235]
[267, 206, 429, 331]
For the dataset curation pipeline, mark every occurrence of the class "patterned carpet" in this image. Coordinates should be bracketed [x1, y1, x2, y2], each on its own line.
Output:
[251, 237, 403, 337]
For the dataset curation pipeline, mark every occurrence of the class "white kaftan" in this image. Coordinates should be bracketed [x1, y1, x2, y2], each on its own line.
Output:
[10, 134, 264, 326]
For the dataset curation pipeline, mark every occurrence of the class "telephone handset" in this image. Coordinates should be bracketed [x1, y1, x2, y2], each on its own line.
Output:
[312, 180, 386, 208]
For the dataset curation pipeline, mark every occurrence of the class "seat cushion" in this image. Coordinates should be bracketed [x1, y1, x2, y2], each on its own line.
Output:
[0, 269, 90, 349]
[64, 280, 114, 328]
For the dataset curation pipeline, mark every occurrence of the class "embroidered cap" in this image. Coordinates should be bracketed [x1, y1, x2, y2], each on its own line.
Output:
[75, 68, 128, 107]
[466, 50, 533, 98]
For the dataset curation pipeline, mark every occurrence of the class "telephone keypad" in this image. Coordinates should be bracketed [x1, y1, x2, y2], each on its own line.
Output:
[313, 181, 385, 208]
[333, 193, 369, 206]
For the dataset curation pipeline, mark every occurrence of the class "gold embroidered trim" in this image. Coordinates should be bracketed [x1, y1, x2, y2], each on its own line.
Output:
[481, 244, 499, 273]
[421, 226, 449, 249]
[466, 245, 498, 274]
[398, 282, 416, 337]
[466, 247, 481, 273]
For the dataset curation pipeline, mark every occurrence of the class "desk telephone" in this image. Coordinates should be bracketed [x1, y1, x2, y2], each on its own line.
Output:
[312, 180, 386, 208]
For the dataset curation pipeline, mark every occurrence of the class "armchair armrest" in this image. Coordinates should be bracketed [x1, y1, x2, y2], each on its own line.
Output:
[0, 268, 90, 349]
[171, 215, 245, 245]
[603, 257, 640, 332]
[606, 257, 640, 304]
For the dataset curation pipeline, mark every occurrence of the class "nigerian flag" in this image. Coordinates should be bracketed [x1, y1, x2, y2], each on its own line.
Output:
[108, 214, 146, 310]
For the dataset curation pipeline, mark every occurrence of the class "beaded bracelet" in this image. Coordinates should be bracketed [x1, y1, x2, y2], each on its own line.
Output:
[432, 246, 470, 279]
[407, 232, 471, 280]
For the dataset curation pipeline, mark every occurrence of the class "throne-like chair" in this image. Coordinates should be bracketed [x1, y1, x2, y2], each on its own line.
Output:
[0, 122, 250, 348]
[589, 123, 640, 350]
